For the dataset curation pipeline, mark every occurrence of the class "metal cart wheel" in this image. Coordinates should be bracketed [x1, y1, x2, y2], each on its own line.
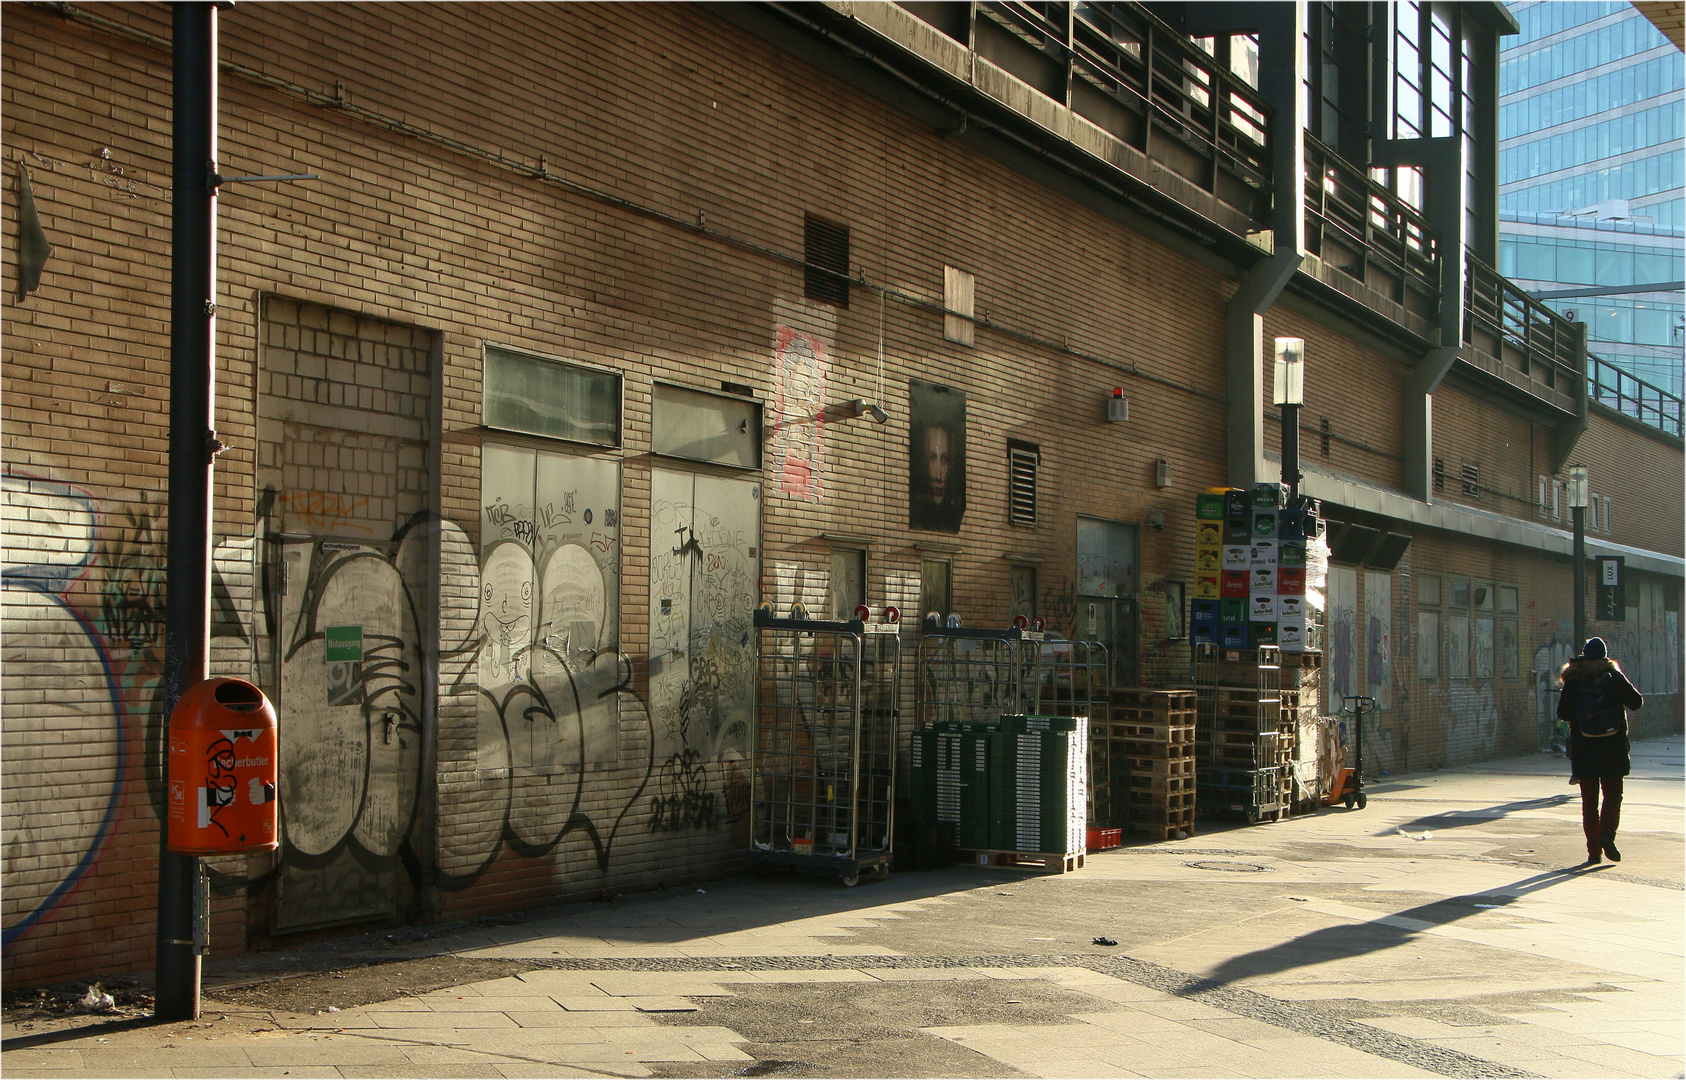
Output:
[870, 863, 890, 881]
[1355, 792, 1367, 810]
[840, 873, 860, 888]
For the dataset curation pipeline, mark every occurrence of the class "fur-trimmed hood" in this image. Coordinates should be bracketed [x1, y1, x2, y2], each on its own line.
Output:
[1560, 656, 1622, 684]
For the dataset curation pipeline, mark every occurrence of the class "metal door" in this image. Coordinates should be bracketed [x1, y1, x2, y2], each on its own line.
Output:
[270, 537, 420, 930]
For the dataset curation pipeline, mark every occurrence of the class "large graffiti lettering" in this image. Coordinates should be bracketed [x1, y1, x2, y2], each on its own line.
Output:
[2, 474, 130, 953]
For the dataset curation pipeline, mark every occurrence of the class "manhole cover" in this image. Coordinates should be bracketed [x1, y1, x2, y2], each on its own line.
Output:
[1184, 860, 1274, 873]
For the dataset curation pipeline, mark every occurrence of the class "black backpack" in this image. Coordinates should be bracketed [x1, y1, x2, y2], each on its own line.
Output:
[1574, 672, 1623, 738]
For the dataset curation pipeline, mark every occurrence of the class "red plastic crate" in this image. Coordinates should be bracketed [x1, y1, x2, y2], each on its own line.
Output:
[1086, 826, 1122, 852]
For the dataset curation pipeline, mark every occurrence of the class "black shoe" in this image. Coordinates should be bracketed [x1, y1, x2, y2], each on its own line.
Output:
[1584, 848, 1602, 865]
[1601, 837, 1621, 862]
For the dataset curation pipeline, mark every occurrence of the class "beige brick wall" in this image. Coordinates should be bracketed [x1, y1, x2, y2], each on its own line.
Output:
[3, 1, 1679, 985]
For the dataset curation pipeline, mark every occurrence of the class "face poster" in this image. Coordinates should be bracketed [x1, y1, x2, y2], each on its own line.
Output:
[909, 379, 965, 533]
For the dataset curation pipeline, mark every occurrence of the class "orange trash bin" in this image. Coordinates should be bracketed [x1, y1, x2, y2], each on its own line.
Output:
[166, 678, 279, 855]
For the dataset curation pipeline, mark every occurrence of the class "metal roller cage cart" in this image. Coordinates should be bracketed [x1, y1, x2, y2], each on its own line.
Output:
[750, 604, 901, 886]
[916, 618, 1110, 728]
[916, 619, 1112, 828]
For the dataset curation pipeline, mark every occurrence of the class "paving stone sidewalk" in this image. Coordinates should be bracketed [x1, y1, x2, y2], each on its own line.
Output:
[4, 736, 1681, 1079]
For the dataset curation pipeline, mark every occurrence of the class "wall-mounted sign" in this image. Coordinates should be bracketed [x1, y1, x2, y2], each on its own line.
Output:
[324, 625, 363, 664]
[1596, 557, 1625, 622]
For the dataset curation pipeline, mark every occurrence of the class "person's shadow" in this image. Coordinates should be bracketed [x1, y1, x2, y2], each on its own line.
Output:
[1190, 863, 1607, 992]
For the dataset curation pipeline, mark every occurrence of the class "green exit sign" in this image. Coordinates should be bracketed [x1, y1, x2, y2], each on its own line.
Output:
[324, 625, 363, 663]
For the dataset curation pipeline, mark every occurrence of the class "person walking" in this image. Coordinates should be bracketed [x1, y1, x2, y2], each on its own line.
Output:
[1558, 637, 1643, 864]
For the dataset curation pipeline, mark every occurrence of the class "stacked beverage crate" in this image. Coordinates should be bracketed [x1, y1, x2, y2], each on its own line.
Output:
[1106, 688, 1197, 840]
[908, 715, 1087, 872]
[1194, 643, 1288, 823]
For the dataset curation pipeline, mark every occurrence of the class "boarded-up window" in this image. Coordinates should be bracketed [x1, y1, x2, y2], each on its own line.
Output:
[944, 266, 975, 345]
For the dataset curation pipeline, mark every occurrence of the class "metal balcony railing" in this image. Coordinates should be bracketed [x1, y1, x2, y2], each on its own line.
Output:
[1464, 253, 1584, 396]
[974, 2, 1273, 193]
[1588, 352, 1683, 438]
[1303, 135, 1440, 306]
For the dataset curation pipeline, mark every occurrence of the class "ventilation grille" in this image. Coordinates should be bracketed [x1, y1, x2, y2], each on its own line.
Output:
[1008, 444, 1039, 526]
[1460, 460, 1480, 498]
[1432, 457, 1446, 493]
[804, 214, 850, 307]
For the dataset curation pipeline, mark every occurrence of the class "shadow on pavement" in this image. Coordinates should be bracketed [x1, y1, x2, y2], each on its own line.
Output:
[1195, 863, 1610, 990]
[1390, 793, 1574, 834]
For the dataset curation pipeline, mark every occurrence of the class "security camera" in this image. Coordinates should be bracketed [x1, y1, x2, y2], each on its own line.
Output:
[850, 399, 890, 424]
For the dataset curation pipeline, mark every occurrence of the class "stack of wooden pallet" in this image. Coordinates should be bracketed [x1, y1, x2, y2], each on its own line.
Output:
[1102, 688, 1197, 841]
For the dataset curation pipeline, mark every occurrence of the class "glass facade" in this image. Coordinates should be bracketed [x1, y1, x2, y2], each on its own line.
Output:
[1500, 1, 1685, 399]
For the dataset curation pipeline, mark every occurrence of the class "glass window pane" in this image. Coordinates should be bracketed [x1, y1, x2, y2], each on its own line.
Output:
[484, 346, 621, 446]
[651, 383, 760, 468]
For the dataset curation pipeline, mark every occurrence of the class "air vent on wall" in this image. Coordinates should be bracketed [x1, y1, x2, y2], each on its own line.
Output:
[1008, 443, 1038, 526]
[804, 214, 850, 307]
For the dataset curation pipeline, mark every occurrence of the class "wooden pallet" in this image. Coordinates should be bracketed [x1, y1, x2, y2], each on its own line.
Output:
[1127, 772, 1196, 794]
[1109, 688, 1199, 711]
[1132, 819, 1197, 842]
[1127, 788, 1196, 810]
[1120, 738, 1198, 759]
[1124, 753, 1197, 777]
[961, 849, 1085, 873]
[1129, 804, 1197, 840]
[1102, 719, 1196, 742]
[1106, 700, 1200, 724]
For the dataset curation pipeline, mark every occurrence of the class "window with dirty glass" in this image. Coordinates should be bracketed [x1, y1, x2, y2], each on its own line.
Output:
[484, 345, 620, 446]
[651, 382, 761, 469]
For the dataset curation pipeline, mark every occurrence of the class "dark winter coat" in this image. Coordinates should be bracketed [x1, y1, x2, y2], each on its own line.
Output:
[1558, 656, 1643, 779]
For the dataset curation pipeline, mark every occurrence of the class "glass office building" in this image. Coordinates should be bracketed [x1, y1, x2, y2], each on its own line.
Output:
[1499, 1, 1684, 399]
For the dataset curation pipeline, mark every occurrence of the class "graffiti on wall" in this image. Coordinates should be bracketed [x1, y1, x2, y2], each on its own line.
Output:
[1, 475, 129, 953]
[769, 302, 833, 502]
[648, 471, 760, 767]
[1364, 571, 1392, 710]
[1326, 566, 1357, 711]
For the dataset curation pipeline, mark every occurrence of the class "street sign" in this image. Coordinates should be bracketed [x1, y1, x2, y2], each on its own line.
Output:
[1596, 557, 1625, 622]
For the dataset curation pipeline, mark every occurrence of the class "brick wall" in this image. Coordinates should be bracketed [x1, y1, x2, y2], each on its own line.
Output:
[3, 1, 1679, 985]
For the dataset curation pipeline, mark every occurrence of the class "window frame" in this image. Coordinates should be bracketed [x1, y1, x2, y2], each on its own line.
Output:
[482, 343, 623, 448]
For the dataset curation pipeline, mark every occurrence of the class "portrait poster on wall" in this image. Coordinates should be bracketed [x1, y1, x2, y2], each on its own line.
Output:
[908, 379, 966, 533]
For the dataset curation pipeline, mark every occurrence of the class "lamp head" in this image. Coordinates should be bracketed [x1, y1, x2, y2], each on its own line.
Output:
[1273, 337, 1305, 406]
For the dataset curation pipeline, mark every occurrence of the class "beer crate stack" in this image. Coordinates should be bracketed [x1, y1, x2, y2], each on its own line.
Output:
[1194, 643, 1288, 823]
[1105, 688, 1197, 841]
[909, 715, 1087, 873]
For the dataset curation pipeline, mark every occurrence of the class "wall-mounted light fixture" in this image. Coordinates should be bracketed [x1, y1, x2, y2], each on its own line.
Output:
[1145, 509, 1166, 531]
[1106, 387, 1128, 423]
[1155, 458, 1172, 488]
[848, 399, 890, 424]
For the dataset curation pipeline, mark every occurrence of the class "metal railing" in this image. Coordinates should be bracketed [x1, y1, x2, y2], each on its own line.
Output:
[1303, 135, 1440, 303]
[1464, 253, 1584, 393]
[976, 2, 1273, 193]
[1588, 352, 1684, 438]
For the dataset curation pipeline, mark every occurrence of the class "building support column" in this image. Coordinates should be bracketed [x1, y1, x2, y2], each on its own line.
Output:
[1226, 252, 1301, 489]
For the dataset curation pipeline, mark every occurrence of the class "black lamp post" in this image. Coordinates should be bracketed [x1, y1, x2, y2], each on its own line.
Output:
[1274, 337, 1305, 499]
[1568, 464, 1588, 654]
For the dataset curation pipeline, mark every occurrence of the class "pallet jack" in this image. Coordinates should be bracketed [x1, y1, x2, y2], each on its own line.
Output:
[1325, 695, 1376, 809]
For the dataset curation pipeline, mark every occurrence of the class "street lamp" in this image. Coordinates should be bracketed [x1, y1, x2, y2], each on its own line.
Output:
[1274, 337, 1305, 499]
[1567, 464, 1589, 654]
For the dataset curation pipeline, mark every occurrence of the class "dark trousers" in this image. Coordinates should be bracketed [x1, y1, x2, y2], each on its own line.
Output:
[1578, 777, 1623, 849]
